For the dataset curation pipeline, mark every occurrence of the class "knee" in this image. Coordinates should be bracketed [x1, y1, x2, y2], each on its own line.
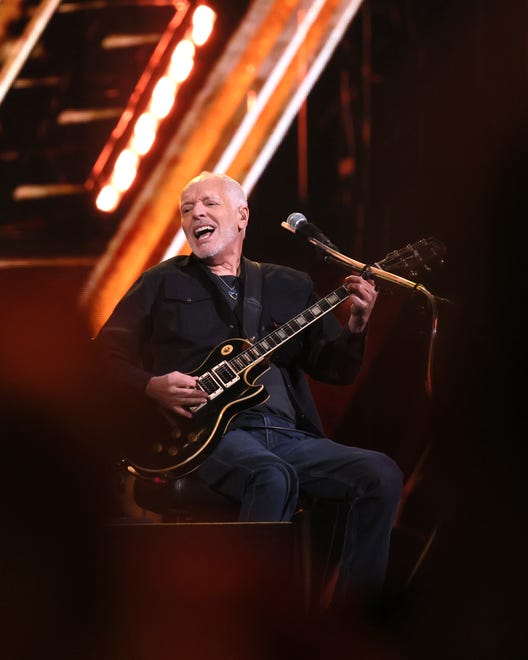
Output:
[241, 462, 299, 521]
[366, 452, 404, 503]
[250, 462, 299, 498]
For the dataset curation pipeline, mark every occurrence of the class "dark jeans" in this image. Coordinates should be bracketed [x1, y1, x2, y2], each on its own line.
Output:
[197, 412, 403, 600]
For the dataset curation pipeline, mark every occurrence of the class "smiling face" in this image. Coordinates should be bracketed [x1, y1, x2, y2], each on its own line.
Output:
[180, 172, 249, 270]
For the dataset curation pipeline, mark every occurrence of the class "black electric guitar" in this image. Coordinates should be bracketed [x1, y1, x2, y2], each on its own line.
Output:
[124, 237, 445, 480]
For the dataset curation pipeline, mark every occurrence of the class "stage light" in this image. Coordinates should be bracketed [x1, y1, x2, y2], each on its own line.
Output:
[169, 39, 195, 82]
[192, 5, 216, 46]
[96, 185, 120, 213]
[112, 149, 139, 192]
[149, 76, 178, 119]
[131, 113, 159, 156]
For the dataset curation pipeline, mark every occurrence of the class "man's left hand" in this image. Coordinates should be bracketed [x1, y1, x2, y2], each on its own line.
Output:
[344, 274, 378, 334]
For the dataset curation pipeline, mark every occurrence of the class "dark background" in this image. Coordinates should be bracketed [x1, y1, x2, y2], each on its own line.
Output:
[247, 1, 526, 657]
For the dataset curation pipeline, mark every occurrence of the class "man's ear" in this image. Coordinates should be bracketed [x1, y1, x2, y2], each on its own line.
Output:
[239, 206, 249, 228]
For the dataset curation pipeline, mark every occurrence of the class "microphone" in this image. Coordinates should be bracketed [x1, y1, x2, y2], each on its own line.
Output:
[284, 212, 339, 250]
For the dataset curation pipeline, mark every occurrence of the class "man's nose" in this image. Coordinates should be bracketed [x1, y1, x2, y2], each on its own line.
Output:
[192, 201, 207, 217]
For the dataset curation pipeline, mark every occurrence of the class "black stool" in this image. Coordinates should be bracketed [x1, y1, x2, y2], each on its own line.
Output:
[133, 473, 240, 522]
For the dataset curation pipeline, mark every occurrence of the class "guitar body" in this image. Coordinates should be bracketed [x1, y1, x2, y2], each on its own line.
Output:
[125, 338, 270, 479]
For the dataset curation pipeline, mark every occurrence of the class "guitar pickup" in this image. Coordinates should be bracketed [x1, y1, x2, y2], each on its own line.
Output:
[212, 361, 239, 388]
[188, 373, 223, 412]
[196, 372, 223, 399]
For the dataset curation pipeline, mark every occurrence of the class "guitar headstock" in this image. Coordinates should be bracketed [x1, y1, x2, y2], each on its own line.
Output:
[375, 236, 446, 279]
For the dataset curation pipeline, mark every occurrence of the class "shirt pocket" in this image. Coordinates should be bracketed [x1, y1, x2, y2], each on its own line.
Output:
[154, 278, 217, 346]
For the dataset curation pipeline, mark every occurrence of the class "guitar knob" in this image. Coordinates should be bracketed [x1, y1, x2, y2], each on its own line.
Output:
[167, 445, 179, 456]
[151, 442, 163, 454]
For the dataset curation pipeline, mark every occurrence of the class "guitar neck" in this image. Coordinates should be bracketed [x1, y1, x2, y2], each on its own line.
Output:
[196, 236, 445, 393]
[228, 284, 350, 374]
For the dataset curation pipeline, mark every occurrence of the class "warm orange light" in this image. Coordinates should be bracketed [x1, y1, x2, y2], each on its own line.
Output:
[132, 113, 159, 155]
[169, 39, 195, 82]
[112, 149, 139, 192]
[246, 89, 257, 112]
[192, 5, 216, 46]
[149, 76, 177, 119]
[96, 184, 120, 213]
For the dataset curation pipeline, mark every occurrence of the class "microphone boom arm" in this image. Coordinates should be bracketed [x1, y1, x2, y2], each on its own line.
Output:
[281, 221, 431, 294]
[280, 221, 440, 399]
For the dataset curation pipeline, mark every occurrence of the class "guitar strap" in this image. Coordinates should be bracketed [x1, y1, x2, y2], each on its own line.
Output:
[241, 257, 262, 341]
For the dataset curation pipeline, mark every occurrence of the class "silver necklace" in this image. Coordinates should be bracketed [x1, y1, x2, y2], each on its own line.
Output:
[215, 274, 239, 300]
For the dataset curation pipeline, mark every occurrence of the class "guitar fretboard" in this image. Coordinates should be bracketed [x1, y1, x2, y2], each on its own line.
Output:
[196, 236, 445, 397]
[233, 284, 349, 373]
[196, 285, 350, 395]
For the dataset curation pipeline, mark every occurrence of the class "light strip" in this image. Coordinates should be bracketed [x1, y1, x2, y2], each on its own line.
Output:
[102, 33, 162, 49]
[213, 0, 327, 174]
[57, 108, 122, 124]
[243, 0, 364, 194]
[13, 183, 86, 200]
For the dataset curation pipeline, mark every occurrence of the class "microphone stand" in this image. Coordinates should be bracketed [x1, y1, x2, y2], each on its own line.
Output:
[281, 222, 441, 399]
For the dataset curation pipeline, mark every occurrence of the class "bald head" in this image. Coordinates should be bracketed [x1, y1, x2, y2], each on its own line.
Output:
[181, 171, 247, 208]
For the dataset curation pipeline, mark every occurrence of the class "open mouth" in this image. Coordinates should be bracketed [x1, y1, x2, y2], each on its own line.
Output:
[194, 224, 215, 241]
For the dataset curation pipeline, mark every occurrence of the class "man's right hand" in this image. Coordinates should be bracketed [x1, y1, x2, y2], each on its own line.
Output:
[145, 371, 208, 418]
